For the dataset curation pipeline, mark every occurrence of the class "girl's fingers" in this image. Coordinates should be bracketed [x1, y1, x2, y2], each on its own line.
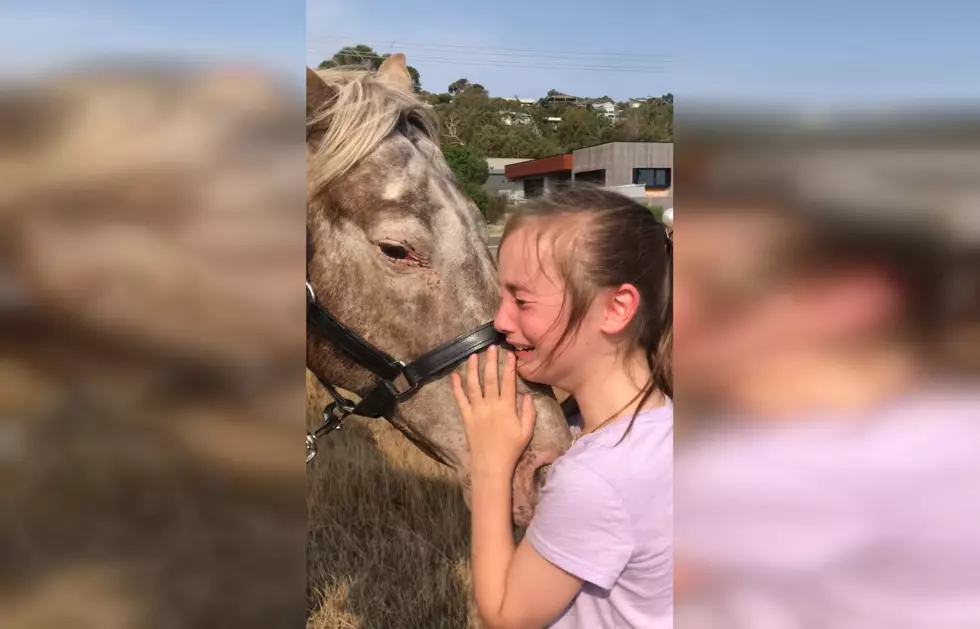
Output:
[501, 349, 517, 402]
[450, 373, 471, 418]
[466, 354, 482, 401]
[484, 345, 499, 399]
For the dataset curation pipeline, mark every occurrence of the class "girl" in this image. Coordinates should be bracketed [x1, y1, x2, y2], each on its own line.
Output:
[451, 187, 673, 629]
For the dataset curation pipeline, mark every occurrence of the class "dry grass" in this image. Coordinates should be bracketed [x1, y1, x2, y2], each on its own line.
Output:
[306, 372, 481, 629]
[1, 356, 307, 629]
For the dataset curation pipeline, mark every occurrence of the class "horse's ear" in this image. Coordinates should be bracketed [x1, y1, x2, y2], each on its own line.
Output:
[378, 53, 413, 93]
[307, 66, 334, 119]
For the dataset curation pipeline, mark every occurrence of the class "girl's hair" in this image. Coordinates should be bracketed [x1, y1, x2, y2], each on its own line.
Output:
[499, 185, 673, 437]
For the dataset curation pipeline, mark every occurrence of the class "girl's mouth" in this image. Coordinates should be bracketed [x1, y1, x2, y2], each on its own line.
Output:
[509, 343, 535, 359]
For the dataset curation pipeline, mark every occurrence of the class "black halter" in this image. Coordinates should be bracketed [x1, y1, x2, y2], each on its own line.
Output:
[306, 281, 502, 462]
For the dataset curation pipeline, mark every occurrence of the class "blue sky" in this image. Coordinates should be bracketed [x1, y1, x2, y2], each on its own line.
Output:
[0, 0, 305, 79]
[309, 0, 980, 105]
[3, 0, 977, 105]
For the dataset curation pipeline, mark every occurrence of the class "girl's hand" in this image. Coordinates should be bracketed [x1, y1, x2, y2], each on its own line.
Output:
[451, 345, 535, 479]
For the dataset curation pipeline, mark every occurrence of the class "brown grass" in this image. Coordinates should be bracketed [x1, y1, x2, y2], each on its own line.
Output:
[2, 356, 308, 629]
[306, 371, 481, 628]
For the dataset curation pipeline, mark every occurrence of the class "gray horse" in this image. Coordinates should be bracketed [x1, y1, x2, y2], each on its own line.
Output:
[306, 54, 572, 527]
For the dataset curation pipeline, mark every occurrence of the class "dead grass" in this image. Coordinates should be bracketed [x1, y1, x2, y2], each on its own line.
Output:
[306, 371, 481, 628]
[1, 357, 308, 629]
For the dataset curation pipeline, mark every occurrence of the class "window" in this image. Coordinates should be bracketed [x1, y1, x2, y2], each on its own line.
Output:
[633, 168, 671, 189]
[575, 169, 606, 186]
[524, 177, 544, 198]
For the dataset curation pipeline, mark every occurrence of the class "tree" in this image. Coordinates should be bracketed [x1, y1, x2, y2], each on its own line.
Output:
[318, 45, 377, 69]
[442, 145, 492, 219]
[555, 107, 604, 152]
[442, 145, 489, 187]
[448, 78, 470, 95]
[318, 45, 422, 92]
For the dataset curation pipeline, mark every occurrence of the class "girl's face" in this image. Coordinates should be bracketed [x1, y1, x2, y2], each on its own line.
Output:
[494, 225, 603, 386]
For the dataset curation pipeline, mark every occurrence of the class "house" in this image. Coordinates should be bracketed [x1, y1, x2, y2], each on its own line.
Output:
[590, 99, 618, 121]
[485, 157, 532, 200]
[544, 91, 583, 107]
[503, 154, 574, 199]
[510, 96, 537, 107]
[629, 97, 652, 109]
[498, 110, 533, 126]
[504, 141, 673, 208]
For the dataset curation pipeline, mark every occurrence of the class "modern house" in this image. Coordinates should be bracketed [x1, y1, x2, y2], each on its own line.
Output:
[485, 157, 532, 200]
[503, 141, 673, 208]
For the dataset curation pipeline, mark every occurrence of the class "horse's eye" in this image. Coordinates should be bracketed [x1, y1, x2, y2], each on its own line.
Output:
[379, 242, 410, 260]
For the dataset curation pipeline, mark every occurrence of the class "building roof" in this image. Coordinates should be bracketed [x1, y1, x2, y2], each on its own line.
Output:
[486, 157, 532, 174]
[503, 141, 675, 180]
[504, 154, 574, 180]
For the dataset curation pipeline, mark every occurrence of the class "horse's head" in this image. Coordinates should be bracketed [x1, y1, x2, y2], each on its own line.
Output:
[306, 55, 571, 527]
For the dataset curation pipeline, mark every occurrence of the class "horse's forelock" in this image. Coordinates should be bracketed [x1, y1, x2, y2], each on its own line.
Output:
[307, 68, 439, 196]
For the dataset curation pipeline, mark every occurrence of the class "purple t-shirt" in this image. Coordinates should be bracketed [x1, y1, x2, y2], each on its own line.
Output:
[675, 387, 980, 629]
[526, 398, 673, 629]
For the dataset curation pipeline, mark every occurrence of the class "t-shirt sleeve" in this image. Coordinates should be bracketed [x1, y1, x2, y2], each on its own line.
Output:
[526, 458, 635, 590]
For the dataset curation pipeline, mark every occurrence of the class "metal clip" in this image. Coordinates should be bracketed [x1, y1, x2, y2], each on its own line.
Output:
[306, 399, 353, 464]
[306, 433, 318, 463]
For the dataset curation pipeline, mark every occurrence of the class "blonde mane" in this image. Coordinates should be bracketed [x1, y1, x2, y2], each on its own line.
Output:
[307, 67, 439, 195]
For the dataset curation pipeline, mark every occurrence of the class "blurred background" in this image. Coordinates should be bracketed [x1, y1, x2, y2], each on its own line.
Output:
[669, 5, 980, 625]
[673, 104, 980, 627]
[1, 1, 307, 628]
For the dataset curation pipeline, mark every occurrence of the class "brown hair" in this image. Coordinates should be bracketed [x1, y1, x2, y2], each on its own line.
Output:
[499, 186, 673, 435]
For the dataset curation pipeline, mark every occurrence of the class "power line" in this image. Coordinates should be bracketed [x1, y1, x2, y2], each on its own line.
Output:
[309, 36, 671, 61]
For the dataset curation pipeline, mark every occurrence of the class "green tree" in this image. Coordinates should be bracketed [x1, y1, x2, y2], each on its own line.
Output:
[448, 78, 470, 95]
[442, 145, 489, 186]
[442, 145, 492, 219]
[555, 107, 603, 152]
[318, 45, 377, 69]
[318, 45, 422, 92]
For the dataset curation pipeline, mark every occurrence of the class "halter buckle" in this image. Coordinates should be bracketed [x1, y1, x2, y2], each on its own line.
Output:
[392, 360, 421, 401]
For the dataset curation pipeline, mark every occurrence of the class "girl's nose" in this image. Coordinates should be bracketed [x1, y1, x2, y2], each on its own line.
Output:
[493, 301, 515, 335]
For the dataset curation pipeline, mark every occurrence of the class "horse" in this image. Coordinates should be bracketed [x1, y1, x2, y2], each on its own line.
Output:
[306, 54, 572, 527]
